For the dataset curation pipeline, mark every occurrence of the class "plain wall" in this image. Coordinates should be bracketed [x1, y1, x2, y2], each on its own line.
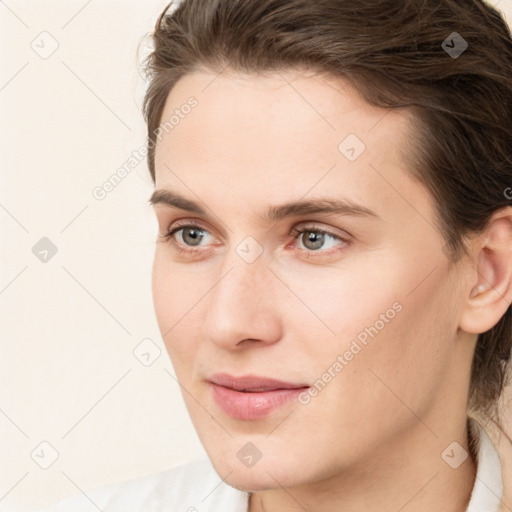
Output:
[1, 2, 206, 511]
[1, 1, 511, 510]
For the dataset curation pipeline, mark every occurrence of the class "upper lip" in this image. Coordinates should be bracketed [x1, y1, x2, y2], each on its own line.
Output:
[208, 373, 310, 392]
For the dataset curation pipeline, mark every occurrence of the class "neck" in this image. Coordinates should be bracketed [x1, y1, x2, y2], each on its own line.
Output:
[248, 414, 477, 512]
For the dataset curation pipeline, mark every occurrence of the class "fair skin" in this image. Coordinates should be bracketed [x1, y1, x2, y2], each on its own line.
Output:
[150, 68, 512, 512]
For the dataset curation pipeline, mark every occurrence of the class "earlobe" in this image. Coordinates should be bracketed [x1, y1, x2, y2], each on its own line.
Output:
[459, 209, 512, 334]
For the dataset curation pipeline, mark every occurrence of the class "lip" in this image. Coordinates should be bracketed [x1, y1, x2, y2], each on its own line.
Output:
[208, 373, 310, 420]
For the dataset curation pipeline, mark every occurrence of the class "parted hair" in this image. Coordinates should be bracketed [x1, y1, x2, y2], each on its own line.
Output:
[141, 0, 512, 423]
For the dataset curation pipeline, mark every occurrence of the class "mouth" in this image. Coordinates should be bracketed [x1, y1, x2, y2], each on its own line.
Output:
[207, 373, 310, 420]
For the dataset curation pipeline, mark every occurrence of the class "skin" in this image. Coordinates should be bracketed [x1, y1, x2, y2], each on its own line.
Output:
[150, 68, 512, 512]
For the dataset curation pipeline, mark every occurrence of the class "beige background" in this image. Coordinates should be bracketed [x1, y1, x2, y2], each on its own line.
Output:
[1, 1, 511, 510]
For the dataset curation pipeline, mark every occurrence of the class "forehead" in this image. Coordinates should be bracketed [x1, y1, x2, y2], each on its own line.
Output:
[153, 69, 430, 227]
[157, 69, 404, 150]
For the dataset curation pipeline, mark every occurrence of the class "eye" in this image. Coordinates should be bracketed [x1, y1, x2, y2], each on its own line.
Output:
[159, 221, 350, 258]
[289, 225, 350, 256]
[160, 222, 215, 253]
[173, 225, 207, 246]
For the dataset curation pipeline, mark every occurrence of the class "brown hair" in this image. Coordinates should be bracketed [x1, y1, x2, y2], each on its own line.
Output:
[141, 0, 512, 423]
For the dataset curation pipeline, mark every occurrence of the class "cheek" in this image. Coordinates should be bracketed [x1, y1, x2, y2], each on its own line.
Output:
[276, 256, 403, 350]
[151, 252, 201, 364]
[284, 253, 453, 407]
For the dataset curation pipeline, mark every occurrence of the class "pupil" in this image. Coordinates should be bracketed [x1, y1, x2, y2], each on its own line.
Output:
[184, 228, 203, 246]
[304, 231, 324, 250]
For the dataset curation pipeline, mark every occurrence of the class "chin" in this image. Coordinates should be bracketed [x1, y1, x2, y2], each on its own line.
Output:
[214, 462, 293, 492]
[207, 449, 311, 492]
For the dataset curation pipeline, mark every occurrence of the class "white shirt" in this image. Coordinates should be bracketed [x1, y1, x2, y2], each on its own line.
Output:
[42, 418, 504, 512]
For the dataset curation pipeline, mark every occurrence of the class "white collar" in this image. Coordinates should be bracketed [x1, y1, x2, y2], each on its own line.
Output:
[466, 417, 504, 511]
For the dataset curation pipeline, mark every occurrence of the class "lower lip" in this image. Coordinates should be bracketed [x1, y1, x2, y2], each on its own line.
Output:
[210, 383, 308, 420]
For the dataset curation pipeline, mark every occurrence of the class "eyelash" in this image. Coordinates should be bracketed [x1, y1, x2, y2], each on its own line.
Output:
[160, 221, 351, 259]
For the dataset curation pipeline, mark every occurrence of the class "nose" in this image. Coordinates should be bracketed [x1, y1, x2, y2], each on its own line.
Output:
[202, 253, 282, 350]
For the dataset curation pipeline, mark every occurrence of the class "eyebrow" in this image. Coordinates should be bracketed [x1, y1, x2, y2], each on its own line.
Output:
[149, 189, 379, 222]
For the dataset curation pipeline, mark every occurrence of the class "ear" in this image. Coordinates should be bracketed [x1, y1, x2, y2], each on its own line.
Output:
[459, 207, 512, 334]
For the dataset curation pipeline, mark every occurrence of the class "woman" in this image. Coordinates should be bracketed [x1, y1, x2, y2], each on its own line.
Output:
[43, 0, 512, 510]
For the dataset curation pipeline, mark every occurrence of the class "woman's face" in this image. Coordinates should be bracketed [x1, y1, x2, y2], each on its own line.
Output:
[151, 69, 470, 490]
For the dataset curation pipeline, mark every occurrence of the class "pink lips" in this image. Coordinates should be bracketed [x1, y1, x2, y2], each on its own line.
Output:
[208, 373, 310, 420]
